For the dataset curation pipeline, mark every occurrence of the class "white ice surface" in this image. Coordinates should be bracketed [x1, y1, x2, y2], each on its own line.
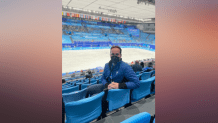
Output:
[62, 48, 155, 73]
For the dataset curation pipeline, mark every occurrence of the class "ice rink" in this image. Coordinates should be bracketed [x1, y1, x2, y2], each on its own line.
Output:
[62, 48, 155, 73]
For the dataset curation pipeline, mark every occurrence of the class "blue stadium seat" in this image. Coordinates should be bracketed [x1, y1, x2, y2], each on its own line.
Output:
[98, 80, 102, 84]
[62, 85, 79, 94]
[84, 81, 90, 84]
[136, 71, 141, 75]
[107, 89, 130, 111]
[146, 76, 155, 94]
[90, 80, 97, 84]
[62, 88, 87, 103]
[140, 71, 153, 80]
[65, 91, 105, 123]
[81, 84, 90, 90]
[151, 70, 155, 76]
[120, 112, 151, 123]
[131, 79, 154, 102]
[136, 74, 142, 79]
[90, 82, 97, 85]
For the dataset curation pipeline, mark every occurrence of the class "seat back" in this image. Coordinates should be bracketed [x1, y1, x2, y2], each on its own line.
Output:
[62, 88, 87, 103]
[120, 112, 151, 123]
[135, 71, 141, 75]
[131, 78, 154, 102]
[107, 89, 130, 111]
[81, 84, 90, 90]
[65, 92, 105, 123]
[140, 71, 153, 80]
[90, 79, 97, 83]
[151, 70, 155, 76]
[62, 85, 79, 94]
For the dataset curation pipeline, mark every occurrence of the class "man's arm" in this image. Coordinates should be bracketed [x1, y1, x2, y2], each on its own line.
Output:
[101, 64, 110, 88]
[123, 64, 140, 89]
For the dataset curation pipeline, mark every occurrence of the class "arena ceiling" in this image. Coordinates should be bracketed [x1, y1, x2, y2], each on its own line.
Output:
[62, 0, 155, 22]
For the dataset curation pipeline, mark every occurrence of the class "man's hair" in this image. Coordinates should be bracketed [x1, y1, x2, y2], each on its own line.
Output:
[110, 46, 122, 54]
[148, 62, 153, 67]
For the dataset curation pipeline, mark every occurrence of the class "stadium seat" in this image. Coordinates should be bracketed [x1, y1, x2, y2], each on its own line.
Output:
[90, 80, 97, 84]
[62, 88, 87, 103]
[62, 85, 79, 94]
[120, 112, 151, 123]
[136, 74, 142, 79]
[140, 71, 153, 80]
[65, 91, 105, 123]
[98, 80, 102, 84]
[147, 76, 155, 94]
[136, 71, 141, 75]
[107, 89, 130, 111]
[131, 79, 154, 102]
[81, 84, 90, 90]
[151, 70, 155, 76]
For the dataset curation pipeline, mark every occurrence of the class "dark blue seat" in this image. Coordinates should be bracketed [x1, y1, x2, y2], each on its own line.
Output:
[65, 91, 105, 123]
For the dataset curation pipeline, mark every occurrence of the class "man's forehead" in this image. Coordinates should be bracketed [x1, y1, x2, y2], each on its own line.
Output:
[111, 48, 120, 52]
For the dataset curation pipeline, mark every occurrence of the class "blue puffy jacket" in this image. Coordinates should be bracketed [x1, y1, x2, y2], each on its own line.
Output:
[101, 61, 140, 89]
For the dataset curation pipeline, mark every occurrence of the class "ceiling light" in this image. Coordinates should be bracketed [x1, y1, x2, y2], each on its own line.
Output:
[75, 8, 82, 10]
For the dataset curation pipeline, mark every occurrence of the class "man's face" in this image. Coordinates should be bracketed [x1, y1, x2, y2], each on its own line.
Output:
[110, 48, 121, 58]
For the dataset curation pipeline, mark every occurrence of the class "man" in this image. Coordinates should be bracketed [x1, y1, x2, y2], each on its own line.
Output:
[143, 62, 154, 72]
[85, 69, 92, 79]
[86, 46, 140, 119]
[71, 72, 75, 78]
[80, 70, 85, 76]
[101, 46, 140, 90]
[131, 60, 143, 73]
[140, 60, 144, 68]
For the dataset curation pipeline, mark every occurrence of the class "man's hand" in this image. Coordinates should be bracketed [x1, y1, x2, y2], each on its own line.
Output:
[108, 82, 119, 89]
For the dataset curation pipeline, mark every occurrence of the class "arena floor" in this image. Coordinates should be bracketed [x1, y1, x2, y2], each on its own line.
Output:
[62, 48, 155, 73]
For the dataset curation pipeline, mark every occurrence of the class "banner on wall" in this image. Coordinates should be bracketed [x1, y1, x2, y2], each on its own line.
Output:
[62, 42, 155, 50]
